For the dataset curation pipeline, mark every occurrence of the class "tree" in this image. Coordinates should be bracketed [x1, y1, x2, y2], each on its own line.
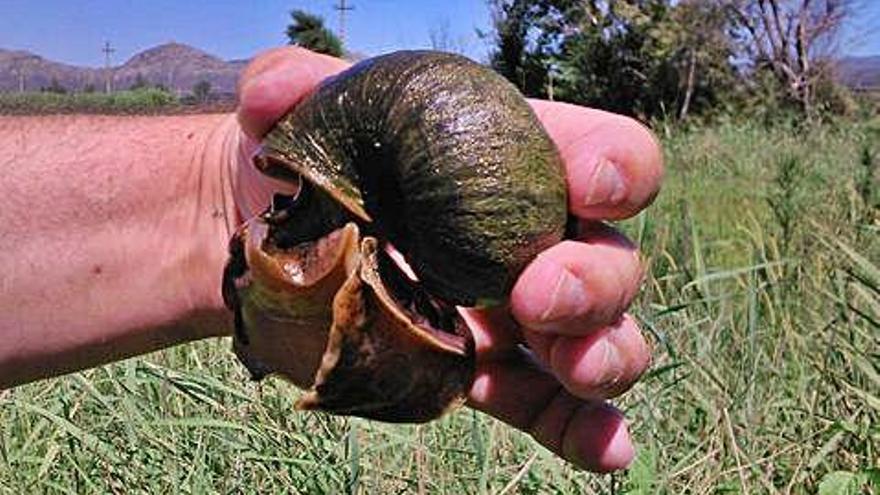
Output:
[555, 0, 679, 117]
[130, 73, 150, 91]
[286, 10, 344, 57]
[193, 80, 212, 103]
[42, 77, 67, 94]
[485, 0, 738, 120]
[726, 0, 853, 118]
[670, 1, 740, 119]
[485, 0, 563, 99]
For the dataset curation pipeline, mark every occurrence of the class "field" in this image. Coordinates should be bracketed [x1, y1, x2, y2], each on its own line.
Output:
[0, 90, 235, 115]
[0, 118, 877, 494]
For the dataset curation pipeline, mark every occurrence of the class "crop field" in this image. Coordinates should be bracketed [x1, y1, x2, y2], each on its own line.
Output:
[0, 118, 877, 494]
[0, 90, 235, 115]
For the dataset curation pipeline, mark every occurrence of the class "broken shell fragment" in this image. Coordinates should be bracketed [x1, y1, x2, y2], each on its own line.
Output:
[225, 220, 474, 422]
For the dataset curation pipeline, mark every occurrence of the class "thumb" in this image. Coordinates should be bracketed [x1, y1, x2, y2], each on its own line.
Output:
[231, 47, 351, 221]
[237, 46, 351, 139]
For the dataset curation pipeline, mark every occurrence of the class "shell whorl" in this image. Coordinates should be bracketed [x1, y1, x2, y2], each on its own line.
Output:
[260, 50, 567, 306]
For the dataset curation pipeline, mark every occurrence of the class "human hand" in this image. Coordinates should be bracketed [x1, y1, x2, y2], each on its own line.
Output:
[229, 47, 663, 473]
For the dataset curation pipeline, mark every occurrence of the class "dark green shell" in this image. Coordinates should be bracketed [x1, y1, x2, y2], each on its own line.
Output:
[261, 51, 567, 305]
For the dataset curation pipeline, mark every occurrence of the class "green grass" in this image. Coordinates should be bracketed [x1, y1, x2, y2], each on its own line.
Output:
[0, 90, 181, 115]
[0, 90, 235, 115]
[1, 118, 878, 493]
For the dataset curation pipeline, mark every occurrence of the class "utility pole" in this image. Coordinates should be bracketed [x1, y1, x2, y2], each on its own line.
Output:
[334, 0, 354, 48]
[546, 63, 559, 101]
[10, 55, 28, 92]
[102, 40, 115, 93]
[12, 60, 24, 93]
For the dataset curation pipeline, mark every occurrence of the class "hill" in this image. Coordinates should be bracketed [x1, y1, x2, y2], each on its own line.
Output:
[0, 43, 243, 94]
[0, 48, 104, 92]
[836, 55, 880, 90]
[5, 42, 878, 97]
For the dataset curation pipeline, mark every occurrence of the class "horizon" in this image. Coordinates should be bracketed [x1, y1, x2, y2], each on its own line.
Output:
[0, 1, 878, 69]
[0, 1, 492, 68]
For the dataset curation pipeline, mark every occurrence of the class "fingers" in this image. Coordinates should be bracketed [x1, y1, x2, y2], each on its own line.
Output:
[529, 99, 664, 221]
[460, 306, 522, 359]
[523, 315, 651, 400]
[237, 46, 351, 139]
[510, 222, 643, 335]
[467, 356, 635, 472]
[468, 304, 651, 400]
[480, 102, 657, 470]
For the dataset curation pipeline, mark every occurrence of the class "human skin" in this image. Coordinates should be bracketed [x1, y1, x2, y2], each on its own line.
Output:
[0, 47, 662, 473]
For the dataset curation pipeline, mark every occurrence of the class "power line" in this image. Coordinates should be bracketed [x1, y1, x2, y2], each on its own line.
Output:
[334, 0, 354, 48]
[102, 40, 115, 93]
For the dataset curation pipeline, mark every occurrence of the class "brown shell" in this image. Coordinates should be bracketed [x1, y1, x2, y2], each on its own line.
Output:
[225, 221, 473, 422]
[222, 50, 567, 423]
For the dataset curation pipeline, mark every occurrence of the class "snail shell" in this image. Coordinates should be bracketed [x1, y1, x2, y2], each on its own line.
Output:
[258, 50, 567, 305]
[224, 51, 567, 422]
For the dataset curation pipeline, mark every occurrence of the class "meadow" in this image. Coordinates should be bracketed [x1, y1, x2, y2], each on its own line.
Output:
[0, 89, 178, 115]
[0, 90, 234, 115]
[0, 117, 877, 494]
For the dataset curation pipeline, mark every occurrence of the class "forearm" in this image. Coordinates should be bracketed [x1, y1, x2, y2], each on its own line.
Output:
[0, 113, 240, 387]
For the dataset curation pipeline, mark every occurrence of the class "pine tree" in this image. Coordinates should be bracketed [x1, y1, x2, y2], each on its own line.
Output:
[286, 10, 344, 57]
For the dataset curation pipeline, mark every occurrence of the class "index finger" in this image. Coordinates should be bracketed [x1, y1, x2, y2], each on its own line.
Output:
[530, 100, 664, 220]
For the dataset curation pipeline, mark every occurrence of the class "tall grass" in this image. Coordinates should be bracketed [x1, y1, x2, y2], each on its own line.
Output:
[621, 118, 878, 493]
[1, 119, 877, 493]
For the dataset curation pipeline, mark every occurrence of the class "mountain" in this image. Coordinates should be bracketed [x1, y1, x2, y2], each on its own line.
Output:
[0, 43, 244, 94]
[112, 43, 242, 92]
[836, 55, 880, 89]
[0, 48, 104, 92]
[8, 43, 874, 94]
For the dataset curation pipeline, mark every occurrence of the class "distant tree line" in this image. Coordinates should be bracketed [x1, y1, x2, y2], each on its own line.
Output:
[9, 75, 223, 114]
[34, 73, 216, 105]
[283, 2, 859, 122]
[2, 88, 179, 115]
[19, 3, 865, 120]
[484, 0, 858, 122]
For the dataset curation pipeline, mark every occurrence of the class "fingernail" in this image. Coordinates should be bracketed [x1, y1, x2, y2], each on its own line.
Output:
[539, 266, 589, 325]
[468, 372, 492, 403]
[583, 157, 626, 207]
[566, 402, 634, 472]
[597, 416, 635, 471]
[596, 339, 624, 392]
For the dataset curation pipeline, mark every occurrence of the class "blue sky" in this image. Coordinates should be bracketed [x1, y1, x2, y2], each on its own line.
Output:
[0, 0, 877, 67]
[0, 1, 492, 66]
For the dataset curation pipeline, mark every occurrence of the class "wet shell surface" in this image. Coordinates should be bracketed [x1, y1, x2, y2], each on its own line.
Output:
[223, 50, 567, 422]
